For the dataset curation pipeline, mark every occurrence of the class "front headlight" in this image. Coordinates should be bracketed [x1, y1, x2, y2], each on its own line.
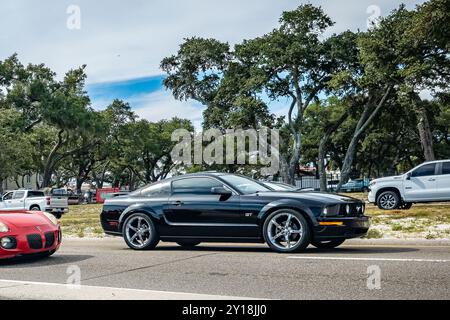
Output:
[0, 221, 9, 233]
[41, 212, 59, 226]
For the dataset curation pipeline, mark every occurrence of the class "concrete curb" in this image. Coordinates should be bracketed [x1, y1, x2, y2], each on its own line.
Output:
[346, 238, 450, 246]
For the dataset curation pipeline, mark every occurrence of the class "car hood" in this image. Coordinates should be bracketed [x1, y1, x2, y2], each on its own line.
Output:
[372, 175, 404, 183]
[252, 191, 361, 204]
[0, 211, 50, 228]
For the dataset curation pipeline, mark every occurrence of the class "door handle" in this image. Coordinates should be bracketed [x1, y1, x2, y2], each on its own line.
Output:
[428, 178, 436, 181]
[171, 201, 183, 206]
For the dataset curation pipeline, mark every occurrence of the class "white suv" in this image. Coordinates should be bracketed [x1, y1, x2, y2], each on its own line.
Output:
[368, 160, 450, 210]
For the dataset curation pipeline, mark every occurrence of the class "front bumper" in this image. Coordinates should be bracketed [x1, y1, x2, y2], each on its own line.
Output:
[368, 190, 376, 203]
[313, 216, 370, 241]
[0, 226, 62, 260]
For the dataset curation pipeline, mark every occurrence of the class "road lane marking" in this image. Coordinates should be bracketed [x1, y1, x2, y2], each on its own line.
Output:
[0, 279, 258, 300]
[287, 256, 450, 263]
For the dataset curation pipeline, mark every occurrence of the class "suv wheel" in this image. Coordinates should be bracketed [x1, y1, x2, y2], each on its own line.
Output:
[123, 213, 159, 250]
[263, 209, 311, 253]
[377, 191, 400, 210]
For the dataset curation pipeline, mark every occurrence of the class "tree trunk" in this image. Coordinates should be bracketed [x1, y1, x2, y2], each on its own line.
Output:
[416, 106, 435, 161]
[336, 86, 392, 192]
[318, 112, 349, 192]
[42, 130, 65, 188]
[287, 132, 301, 185]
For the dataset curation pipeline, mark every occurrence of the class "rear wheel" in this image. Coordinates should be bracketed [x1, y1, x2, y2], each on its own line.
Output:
[377, 191, 400, 210]
[311, 239, 345, 249]
[123, 213, 159, 250]
[176, 241, 201, 248]
[53, 213, 62, 219]
[30, 205, 40, 211]
[263, 209, 311, 253]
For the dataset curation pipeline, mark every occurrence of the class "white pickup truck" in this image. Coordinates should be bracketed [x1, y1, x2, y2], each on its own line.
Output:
[368, 160, 450, 210]
[0, 190, 69, 218]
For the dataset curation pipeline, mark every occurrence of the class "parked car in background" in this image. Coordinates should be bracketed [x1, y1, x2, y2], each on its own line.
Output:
[101, 172, 369, 253]
[51, 188, 81, 205]
[368, 159, 450, 210]
[96, 188, 120, 204]
[0, 190, 68, 218]
[0, 209, 62, 259]
[341, 178, 370, 193]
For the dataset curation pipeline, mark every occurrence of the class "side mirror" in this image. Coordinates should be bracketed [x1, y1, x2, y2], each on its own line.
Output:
[211, 187, 232, 196]
[406, 173, 412, 180]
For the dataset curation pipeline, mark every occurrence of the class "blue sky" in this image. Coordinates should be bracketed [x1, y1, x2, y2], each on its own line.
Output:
[1, 0, 427, 128]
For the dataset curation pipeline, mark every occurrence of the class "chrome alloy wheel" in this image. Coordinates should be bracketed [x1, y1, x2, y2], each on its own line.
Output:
[267, 212, 303, 250]
[125, 216, 152, 249]
[379, 193, 397, 210]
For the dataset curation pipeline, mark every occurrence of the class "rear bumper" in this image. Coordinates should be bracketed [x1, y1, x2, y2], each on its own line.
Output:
[0, 227, 62, 260]
[313, 216, 370, 241]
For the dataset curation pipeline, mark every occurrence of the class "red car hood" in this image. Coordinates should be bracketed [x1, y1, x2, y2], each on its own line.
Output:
[0, 211, 51, 228]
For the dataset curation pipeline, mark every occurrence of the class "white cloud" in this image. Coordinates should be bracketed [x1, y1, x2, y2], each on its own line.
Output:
[131, 89, 204, 129]
[0, 0, 427, 83]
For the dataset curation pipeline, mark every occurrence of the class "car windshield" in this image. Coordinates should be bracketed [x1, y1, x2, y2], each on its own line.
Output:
[264, 182, 296, 191]
[220, 175, 271, 194]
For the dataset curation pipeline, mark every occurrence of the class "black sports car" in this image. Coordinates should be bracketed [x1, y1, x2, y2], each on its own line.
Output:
[100, 172, 370, 253]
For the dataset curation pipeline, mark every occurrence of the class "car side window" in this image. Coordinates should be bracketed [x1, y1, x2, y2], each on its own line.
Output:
[442, 162, 450, 175]
[2, 192, 13, 201]
[13, 191, 26, 199]
[411, 163, 436, 177]
[141, 182, 170, 198]
[172, 177, 224, 194]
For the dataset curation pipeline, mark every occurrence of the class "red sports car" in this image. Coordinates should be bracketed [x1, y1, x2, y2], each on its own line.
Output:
[0, 210, 62, 260]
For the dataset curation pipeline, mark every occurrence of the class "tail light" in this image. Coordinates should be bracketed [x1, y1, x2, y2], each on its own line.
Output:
[46, 197, 51, 206]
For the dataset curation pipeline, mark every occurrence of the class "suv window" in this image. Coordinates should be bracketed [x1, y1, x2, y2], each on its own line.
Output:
[2, 192, 13, 201]
[13, 191, 26, 199]
[442, 162, 450, 175]
[28, 191, 45, 198]
[172, 177, 223, 194]
[141, 182, 170, 197]
[411, 163, 436, 177]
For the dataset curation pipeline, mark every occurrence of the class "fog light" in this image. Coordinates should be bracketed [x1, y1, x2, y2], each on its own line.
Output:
[1, 237, 17, 249]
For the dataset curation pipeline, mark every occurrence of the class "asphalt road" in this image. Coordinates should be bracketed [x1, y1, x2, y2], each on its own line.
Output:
[0, 238, 449, 300]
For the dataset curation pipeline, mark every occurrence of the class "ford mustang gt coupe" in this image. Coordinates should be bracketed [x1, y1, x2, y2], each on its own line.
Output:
[0, 210, 62, 260]
[100, 173, 370, 253]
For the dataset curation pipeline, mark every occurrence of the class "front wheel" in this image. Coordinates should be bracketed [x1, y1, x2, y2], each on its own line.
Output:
[377, 191, 400, 210]
[311, 239, 345, 249]
[123, 213, 159, 250]
[263, 209, 311, 253]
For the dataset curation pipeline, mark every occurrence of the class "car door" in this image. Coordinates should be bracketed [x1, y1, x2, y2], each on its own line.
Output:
[404, 163, 438, 201]
[0, 192, 14, 210]
[10, 191, 26, 210]
[435, 161, 450, 201]
[164, 177, 254, 238]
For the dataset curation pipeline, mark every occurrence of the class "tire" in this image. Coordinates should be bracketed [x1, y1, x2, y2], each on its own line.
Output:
[311, 239, 345, 249]
[30, 205, 40, 211]
[377, 190, 400, 210]
[123, 213, 159, 250]
[263, 209, 311, 253]
[399, 202, 413, 210]
[176, 241, 201, 248]
[362, 187, 369, 192]
[39, 249, 56, 258]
